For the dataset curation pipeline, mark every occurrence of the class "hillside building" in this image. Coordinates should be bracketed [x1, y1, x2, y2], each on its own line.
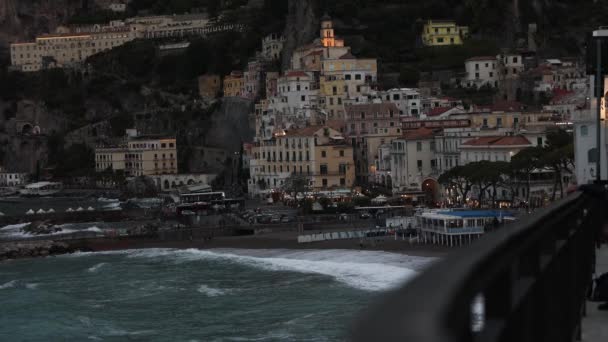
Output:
[421, 20, 469, 46]
[95, 136, 178, 177]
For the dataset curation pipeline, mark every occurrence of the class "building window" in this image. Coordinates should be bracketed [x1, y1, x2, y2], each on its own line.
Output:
[497, 118, 503, 127]
[340, 178, 345, 186]
[339, 163, 347, 175]
[320, 164, 328, 175]
[322, 179, 328, 187]
[301, 95, 306, 101]
[537, 137, 543, 146]
[430, 141, 436, 151]
[322, 151, 327, 158]
[475, 72, 480, 79]
[339, 150, 345, 157]
[417, 160, 423, 169]
[437, 38, 443, 43]
[589, 148, 598, 163]
[581, 125, 589, 136]
[416, 142, 422, 151]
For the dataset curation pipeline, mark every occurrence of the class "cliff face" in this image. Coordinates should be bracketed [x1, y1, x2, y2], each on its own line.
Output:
[281, 0, 318, 70]
[0, 0, 84, 47]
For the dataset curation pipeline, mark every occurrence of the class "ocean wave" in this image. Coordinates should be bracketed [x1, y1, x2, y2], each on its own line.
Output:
[0, 280, 17, 290]
[60, 248, 435, 291]
[97, 197, 119, 203]
[87, 248, 431, 291]
[181, 249, 427, 291]
[87, 263, 107, 273]
[0, 223, 31, 231]
[102, 202, 121, 210]
[25, 283, 39, 290]
[197, 284, 226, 297]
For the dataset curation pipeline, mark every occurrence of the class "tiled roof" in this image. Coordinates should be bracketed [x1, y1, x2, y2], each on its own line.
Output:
[462, 136, 531, 147]
[403, 127, 438, 140]
[339, 52, 356, 60]
[428, 107, 452, 117]
[326, 120, 345, 131]
[306, 50, 324, 56]
[345, 102, 399, 113]
[485, 100, 525, 112]
[285, 71, 310, 78]
[285, 125, 324, 137]
[466, 56, 497, 62]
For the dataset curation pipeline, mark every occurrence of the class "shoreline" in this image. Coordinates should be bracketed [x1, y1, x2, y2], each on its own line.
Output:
[77, 233, 453, 258]
[2, 232, 454, 262]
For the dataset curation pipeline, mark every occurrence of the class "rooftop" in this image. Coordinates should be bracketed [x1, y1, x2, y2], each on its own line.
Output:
[462, 135, 532, 147]
[284, 71, 310, 78]
[402, 127, 438, 140]
[428, 107, 452, 117]
[345, 102, 399, 113]
[466, 56, 497, 62]
[434, 210, 514, 218]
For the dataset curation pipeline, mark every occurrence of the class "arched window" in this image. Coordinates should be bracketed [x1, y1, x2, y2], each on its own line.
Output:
[581, 125, 589, 137]
[588, 148, 598, 163]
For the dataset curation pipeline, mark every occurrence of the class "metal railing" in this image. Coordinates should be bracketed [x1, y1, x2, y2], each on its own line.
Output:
[353, 187, 604, 342]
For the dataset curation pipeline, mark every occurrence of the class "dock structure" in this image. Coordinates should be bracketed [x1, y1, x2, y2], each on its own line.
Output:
[417, 210, 515, 247]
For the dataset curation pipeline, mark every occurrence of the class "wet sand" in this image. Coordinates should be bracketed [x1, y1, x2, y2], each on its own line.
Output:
[80, 231, 453, 258]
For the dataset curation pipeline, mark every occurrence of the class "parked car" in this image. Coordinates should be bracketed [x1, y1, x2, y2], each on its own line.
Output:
[281, 216, 295, 223]
[359, 211, 371, 219]
[270, 216, 281, 224]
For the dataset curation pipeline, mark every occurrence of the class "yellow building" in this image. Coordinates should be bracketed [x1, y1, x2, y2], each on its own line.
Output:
[319, 74, 347, 120]
[421, 20, 469, 46]
[95, 136, 178, 177]
[198, 74, 221, 99]
[321, 54, 378, 99]
[10, 29, 135, 72]
[223, 71, 244, 97]
[248, 125, 355, 195]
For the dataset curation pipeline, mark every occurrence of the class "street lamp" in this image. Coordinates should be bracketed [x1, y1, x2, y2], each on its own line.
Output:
[591, 28, 608, 182]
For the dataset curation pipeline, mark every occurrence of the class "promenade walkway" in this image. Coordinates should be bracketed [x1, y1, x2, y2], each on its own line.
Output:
[582, 245, 608, 341]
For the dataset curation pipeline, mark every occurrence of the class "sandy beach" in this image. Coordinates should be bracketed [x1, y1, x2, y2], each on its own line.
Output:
[79, 231, 453, 258]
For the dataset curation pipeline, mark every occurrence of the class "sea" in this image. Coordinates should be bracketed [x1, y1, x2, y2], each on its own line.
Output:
[0, 248, 436, 341]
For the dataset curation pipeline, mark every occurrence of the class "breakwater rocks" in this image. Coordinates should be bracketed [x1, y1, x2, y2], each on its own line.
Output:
[0, 240, 77, 261]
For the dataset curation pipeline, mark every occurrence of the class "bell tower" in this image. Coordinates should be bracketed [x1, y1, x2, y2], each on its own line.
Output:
[320, 14, 336, 47]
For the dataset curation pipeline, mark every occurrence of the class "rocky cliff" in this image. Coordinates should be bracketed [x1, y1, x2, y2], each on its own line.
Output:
[281, 0, 318, 70]
[0, 0, 86, 48]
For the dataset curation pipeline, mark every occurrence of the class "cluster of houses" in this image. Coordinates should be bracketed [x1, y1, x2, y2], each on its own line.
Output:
[231, 17, 590, 207]
[9, 12, 242, 72]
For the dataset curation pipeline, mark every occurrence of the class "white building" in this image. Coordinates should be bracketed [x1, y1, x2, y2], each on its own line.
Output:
[573, 75, 605, 185]
[153, 173, 217, 192]
[109, 3, 127, 12]
[383, 88, 422, 117]
[464, 56, 498, 88]
[390, 128, 438, 195]
[459, 135, 532, 164]
[261, 33, 285, 60]
[277, 71, 319, 110]
[0, 172, 28, 186]
[498, 53, 524, 79]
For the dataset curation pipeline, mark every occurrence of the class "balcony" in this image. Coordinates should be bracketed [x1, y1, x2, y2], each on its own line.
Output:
[352, 185, 606, 342]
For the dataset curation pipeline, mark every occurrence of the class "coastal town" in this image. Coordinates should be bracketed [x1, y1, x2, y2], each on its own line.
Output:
[2, 1, 608, 341]
[2, 14, 585, 216]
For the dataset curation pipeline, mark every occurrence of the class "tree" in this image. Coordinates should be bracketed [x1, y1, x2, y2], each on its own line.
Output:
[541, 130, 574, 200]
[283, 174, 310, 202]
[511, 146, 544, 205]
[468, 161, 501, 208]
[438, 165, 474, 205]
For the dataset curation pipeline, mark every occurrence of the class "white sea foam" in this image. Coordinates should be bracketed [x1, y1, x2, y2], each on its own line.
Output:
[62, 248, 436, 291]
[0, 223, 31, 231]
[0, 280, 17, 290]
[25, 283, 39, 290]
[197, 284, 226, 297]
[90, 248, 435, 291]
[87, 263, 107, 273]
[102, 202, 121, 210]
